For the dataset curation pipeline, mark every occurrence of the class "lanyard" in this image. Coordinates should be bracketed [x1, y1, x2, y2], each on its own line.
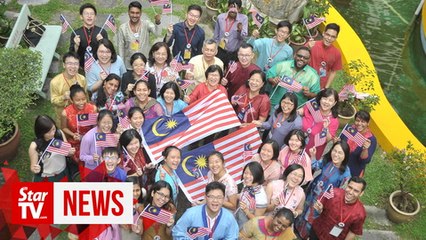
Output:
[162, 165, 179, 192]
[268, 39, 287, 62]
[272, 113, 286, 129]
[224, 18, 236, 34]
[330, 198, 355, 225]
[106, 95, 115, 111]
[281, 183, 295, 207]
[83, 27, 94, 47]
[320, 163, 337, 186]
[202, 205, 222, 239]
[183, 22, 197, 46]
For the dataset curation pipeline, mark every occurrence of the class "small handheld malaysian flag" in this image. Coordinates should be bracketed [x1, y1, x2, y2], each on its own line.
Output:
[182, 63, 195, 72]
[304, 16, 326, 29]
[95, 133, 118, 147]
[141, 204, 173, 224]
[84, 51, 95, 73]
[278, 76, 303, 92]
[228, 61, 238, 74]
[46, 139, 72, 156]
[162, 3, 172, 14]
[341, 124, 367, 147]
[251, 11, 265, 28]
[306, 98, 323, 123]
[77, 113, 98, 127]
[321, 184, 334, 200]
[314, 128, 327, 147]
[170, 58, 183, 73]
[176, 79, 193, 90]
[149, 0, 170, 6]
[241, 189, 256, 209]
[187, 227, 211, 239]
[338, 84, 356, 101]
[60, 14, 70, 33]
[104, 14, 116, 33]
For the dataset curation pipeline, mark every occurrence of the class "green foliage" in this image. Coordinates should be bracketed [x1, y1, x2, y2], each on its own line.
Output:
[0, 0, 11, 37]
[382, 142, 426, 210]
[0, 48, 42, 139]
[289, 22, 308, 44]
[303, 0, 330, 19]
[334, 59, 380, 113]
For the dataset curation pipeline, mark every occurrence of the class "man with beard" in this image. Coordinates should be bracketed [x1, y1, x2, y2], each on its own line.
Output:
[172, 182, 239, 239]
[307, 23, 343, 89]
[310, 177, 367, 240]
[117, 1, 162, 70]
[213, 0, 248, 66]
[165, 4, 205, 63]
[266, 47, 320, 111]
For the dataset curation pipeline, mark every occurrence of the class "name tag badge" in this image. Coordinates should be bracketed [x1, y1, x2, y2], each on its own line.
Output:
[219, 38, 227, 49]
[329, 224, 344, 237]
[184, 48, 192, 60]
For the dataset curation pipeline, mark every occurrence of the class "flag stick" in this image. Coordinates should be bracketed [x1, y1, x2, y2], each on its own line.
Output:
[134, 204, 150, 225]
[302, 20, 313, 39]
[76, 115, 80, 135]
[224, 61, 236, 79]
[122, 146, 138, 168]
[94, 134, 99, 166]
[151, 5, 158, 15]
[99, 14, 111, 34]
[338, 123, 349, 138]
[61, 14, 77, 36]
[169, 2, 173, 24]
[249, 102, 255, 122]
[37, 138, 54, 165]
[297, 101, 307, 110]
[269, 85, 279, 100]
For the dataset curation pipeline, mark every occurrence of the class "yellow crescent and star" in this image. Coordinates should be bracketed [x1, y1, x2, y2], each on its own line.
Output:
[152, 118, 178, 137]
[181, 155, 208, 177]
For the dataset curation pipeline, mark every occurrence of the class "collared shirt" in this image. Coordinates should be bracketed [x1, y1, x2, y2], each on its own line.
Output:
[247, 37, 293, 71]
[166, 22, 205, 59]
[266, 60, 320, 107]
[213, 13, 248, 52]
[69, 26, 108, 68]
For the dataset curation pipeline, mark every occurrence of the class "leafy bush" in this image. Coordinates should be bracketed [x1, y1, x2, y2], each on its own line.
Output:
[0, 48, 42, 140]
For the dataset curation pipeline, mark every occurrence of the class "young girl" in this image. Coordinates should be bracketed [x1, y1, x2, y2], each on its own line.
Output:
[80, 109, 117, 170]
[124, 80, 164, 120]
[121, 176, 144, 239]
[146, 42, 179, 96]
[29, 115, 75, 182]
[61, 84, 97, 164]
[155, 146, 182, 202]
[278, 129, 313, 183]
[141, 180, 176, 239]
[157, 82, 187, 117]
[94, 73, 126, 118]
[235, 162, 268, 229]
[250, 140, 281, 186]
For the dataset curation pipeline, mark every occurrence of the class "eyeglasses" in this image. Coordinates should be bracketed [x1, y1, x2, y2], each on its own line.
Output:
[206, 195, 224, 201]
[295, 54, 309, 60]
[99, 50, 111, 54]
[281, 101, 294, 106]
[156, 191, 171, 200]
[103, 156, 118, 161]
[324, 32, 337, 39]
[188, 12, 200, 19]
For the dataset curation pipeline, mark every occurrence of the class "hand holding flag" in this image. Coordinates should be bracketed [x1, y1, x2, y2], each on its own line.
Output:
[140, 204, 173, 224]
[84, 51, 96, 73]
[341, 124, 367, 147]
[306, 98, 323, 123]
[319, 184, 334, 201]
[278, 76, 303, 92]
[314, 128, 327, 147]
[303, 16, 326, 30]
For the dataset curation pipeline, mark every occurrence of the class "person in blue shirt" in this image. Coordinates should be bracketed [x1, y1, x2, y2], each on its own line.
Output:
[157, 82, 188, 117]
[172, 181, 239, 239]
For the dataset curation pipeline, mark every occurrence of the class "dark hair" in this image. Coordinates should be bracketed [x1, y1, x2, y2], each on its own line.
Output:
[132, 79, 151, 97]
[102, 147, 120, 158]
[207, 151, 225, 164]
[128, 106, 145, 120]
[239, 42, 254, 51]
[62, 52, 79, 63]
[241, 161, 264, 185]
[119, 129, 142, 150]
[162, 146, 182, 159]
[34, 115, 57, 140]
[296, 46, 311, 55]
[315, 88, 339, 118]
[79, 3, 97, 15]
[70, 83, 86, 100]
[258, 140, 279, 161]
[323, 141, 350, 173]
[325, 23, 340, 36]
[348, 176, 367, 192]
[159, 81, 180, 100]
[96, 73, 121, 109]
[228, 0, 242, 8]
[276, 20, 292, 34]
[93, 39, 118, 63]
[187, 4, 202, 16]
[145, 180, 174, 208]
[130, 52, 147, 66]
[245, 70, 266, 94]
[282, 164, 305, 185]
[283, 129, 306, 150]
[275, 92, 298, 122]
[97, 109, 116, 132]
[128, 1, 142, 10]
[203, 39, 218, 49]
[205, 64, 223, 80]
[148, 42, 172, 66]
[126, 176, 143, 203]
[274, 207, 295, 225]
[206, 181, 226, 196]
[355, 110, 371, 123]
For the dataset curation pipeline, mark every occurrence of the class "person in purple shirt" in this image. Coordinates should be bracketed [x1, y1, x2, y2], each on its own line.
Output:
[213, 0, 248, 66]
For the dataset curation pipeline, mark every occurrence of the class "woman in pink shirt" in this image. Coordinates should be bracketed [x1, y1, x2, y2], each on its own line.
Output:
[251, 140, 281, 186]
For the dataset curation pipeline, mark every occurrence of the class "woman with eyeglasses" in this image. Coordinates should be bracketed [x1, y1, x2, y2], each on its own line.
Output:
[140, 180, 176, 240]
[155, 146, 182, 202]
[253, 92, 302, 149]
[231, 70, 271, 126]
[239, 207, 296, 240]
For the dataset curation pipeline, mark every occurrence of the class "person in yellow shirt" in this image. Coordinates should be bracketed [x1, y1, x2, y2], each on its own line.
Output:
[50, 52, 87, 123]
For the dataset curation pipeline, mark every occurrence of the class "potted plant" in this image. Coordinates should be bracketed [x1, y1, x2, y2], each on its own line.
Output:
[0, 48, 42, 163]
[383, 142, 425, 223]
[333, 59, 380, 126]
[205, 0, 220, 19]
[289, 22, 308, 46]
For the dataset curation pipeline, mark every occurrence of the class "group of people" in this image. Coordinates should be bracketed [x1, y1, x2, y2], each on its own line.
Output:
[30, 1, 380, 239]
